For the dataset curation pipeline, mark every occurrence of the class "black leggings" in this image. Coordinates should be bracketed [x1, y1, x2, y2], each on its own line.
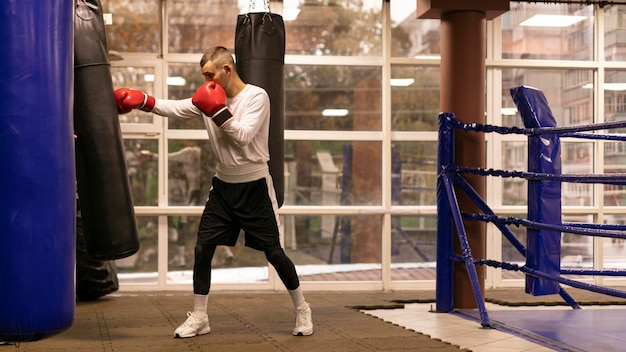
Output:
[193, 243, 300, 294]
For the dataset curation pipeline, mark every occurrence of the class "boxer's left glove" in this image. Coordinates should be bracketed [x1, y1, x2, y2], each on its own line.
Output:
[192, 81, 233, 127]
[114, 88, 155, 114]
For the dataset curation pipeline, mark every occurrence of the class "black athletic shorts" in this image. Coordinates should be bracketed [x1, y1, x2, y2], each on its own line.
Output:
[197, 176, 281, 251]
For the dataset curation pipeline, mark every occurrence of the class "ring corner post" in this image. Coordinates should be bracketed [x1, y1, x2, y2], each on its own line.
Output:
[436, 113, 455, 312]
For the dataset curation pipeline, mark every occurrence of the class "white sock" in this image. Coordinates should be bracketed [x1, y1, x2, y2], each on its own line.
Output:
[193, 294, 208, 314]
[288, 287, 307, 310]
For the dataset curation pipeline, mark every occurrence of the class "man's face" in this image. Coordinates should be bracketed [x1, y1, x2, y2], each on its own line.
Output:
[201, 62, 228, 89]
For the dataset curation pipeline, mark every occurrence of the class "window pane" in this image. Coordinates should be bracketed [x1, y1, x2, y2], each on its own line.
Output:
[167, 1, 239, 54]
[603, 215, 626, 270]
[112, 66, 156, 124]
[391, 2, 440, 58]
[502, 141, 594, 207]
[502, 3, 593, 60]
[167, 215, 266, 284]
[167, 63, 206, 129]
[285, 141, 381, 206]
[102, 0, 160, 53]
[168, 215, 196, 271]
[285, 1, 382, 56]
[500, 214, 526, 280]
[167, 0, 382, 55]
[168, 140, 215, 206]
[391, 66, 440, 131]
[604, 141, 626, 206]
[604, 70, 626, 126]
[124, 139, 159, 206]
[604, 5, 626, 61]
[501, 68, 593, 127]
[601, 70, 626, 207]
[116, 216, 159, 285]
[562, 142, 593, 206]
[561, 214, 594, 267]
[392, 142, 437, 206]
[390, 215, 436, 281]
[285, 215, 382, 282]
[286, 65, 381, 131]
[502, 141, 527, 206]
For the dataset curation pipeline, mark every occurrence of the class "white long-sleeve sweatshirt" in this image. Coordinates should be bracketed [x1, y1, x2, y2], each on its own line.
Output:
[152, 84, 271, 183]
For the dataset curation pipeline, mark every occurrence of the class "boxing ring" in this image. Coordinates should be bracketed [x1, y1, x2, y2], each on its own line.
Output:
[435, 85, 626, 331]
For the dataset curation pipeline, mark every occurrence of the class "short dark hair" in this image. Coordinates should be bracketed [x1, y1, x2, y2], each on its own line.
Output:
[200, 46, 235, 69]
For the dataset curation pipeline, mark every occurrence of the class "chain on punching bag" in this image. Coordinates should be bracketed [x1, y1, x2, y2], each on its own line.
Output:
[74, 0, 139, 260]
[235, 2, 286, 207]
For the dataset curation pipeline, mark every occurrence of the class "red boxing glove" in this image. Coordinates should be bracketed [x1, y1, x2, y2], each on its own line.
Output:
[114, 88, 155, 114]
[192, 81, 233, 127]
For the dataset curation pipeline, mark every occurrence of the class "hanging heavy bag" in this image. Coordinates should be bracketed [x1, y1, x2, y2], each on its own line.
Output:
[235, 8, 286, 207]
[75, 210, 119, 301]
[74, 0, 139, 260]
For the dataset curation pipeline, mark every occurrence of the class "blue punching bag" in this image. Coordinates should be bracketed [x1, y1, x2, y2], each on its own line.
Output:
[0, 0, 75, 342]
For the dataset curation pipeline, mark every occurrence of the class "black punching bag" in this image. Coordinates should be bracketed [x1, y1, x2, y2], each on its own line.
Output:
[235, 12, 285, 207]
[74, 0, 139, 260]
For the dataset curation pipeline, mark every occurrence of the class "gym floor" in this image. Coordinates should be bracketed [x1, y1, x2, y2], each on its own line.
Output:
[3, 288, 625, 351]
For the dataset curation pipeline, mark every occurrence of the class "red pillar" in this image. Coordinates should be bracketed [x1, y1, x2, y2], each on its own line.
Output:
[417, 0, 508, 309]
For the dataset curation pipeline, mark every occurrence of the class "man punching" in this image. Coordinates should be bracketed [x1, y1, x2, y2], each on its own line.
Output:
[114, 46, 313, 338]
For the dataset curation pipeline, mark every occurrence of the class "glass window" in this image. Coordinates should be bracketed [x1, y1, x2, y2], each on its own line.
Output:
[500, 215, 526, 280]
[390, 1, 440, 58]
[166, 0, 382, 56]
[391, 66, 440, 131]
[285, 141, 381, 206]
[601, 70, 626, 207]
[167, 139, 215, 206]
[502, 3, 593, 60]
[167, 1, 239, 54]
[112, 66, 157, 124]
[604, 141, 626, 206]
[167, 63, 206, 129]
[501, 141, 527, 206]
[286, 65, 381, 131]
[501, 68, 593, 127]
[390, 215, 437, 281]
[562, 142, 593, 207]
[604, 5, 626, 61]
[604, 70, 626, 126]
[102, 0, 160, 53]
[124, 139, 159, 206]
[286, 215, 382, 282]
[284, 0, 382, 56]
[602, 215, 626, 270]
[116, 216, 159, 285]
[501, 141, 594, 207]
[392, 142, 437, 206]
[168, 217, 269, 284]
[561, 214, 594, 268]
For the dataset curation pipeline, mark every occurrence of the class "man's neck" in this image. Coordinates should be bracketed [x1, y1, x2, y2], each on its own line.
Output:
[227, 80, 246, 98]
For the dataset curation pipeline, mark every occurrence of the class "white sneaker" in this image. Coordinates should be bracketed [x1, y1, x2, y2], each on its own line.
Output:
[174, 311, 211, 338]
[292, 303, 313, 336]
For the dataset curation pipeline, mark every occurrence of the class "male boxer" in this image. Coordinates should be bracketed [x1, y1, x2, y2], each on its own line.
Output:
[115, 46, 313, 338]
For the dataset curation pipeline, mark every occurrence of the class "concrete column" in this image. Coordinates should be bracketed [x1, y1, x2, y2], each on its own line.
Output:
[417, 0, 509, 309]
[440, 10, 486, 309]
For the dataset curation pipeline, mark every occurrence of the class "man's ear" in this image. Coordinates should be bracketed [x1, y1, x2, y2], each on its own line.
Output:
[223, 64, 232, 74]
